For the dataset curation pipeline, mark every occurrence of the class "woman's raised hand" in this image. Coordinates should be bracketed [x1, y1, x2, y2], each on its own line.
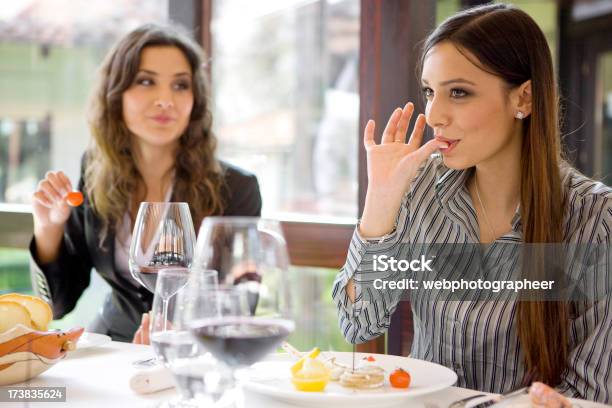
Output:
[364, 102, 446, 195]
[359, 103, 447, 238]
[32, 171, 74, 229]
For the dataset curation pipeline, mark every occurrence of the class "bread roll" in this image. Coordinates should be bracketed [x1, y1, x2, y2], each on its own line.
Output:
[0, 294, 52, 331]
[0, 302, 32, 333]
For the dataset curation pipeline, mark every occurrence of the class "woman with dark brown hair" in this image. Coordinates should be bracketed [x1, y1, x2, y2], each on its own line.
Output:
[334, 3, 611, 405]
[29, 24, 261, 342]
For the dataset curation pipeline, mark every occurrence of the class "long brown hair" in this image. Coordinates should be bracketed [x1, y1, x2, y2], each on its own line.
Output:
[420, 4, 568, 385]
[86, 24, 225, 243]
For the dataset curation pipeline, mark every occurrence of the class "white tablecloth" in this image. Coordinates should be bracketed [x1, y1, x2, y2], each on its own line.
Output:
[1, 341, 604, 407]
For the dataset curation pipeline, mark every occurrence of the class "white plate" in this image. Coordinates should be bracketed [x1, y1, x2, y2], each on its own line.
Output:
[76, 332, 112, 349]
[244, 352, 457, 408]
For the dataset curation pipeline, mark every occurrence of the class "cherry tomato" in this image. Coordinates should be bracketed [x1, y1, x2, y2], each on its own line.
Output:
[65, 191, 83, 207]
[389, 368, 411, 388]
[364, 356, 376, 362]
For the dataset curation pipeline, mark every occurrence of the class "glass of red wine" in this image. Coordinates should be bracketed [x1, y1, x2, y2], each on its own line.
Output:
[188, 217, 294, 395]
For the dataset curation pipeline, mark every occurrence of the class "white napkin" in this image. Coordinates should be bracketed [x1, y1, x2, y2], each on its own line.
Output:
[129, 365, 175, 394]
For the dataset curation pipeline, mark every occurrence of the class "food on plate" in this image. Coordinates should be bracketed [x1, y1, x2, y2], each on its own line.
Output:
[339, 365, 385, 389]
[322, 357, 349, 381]
[290, 347, 321, 375]
[290, 347, 331, 392]
[326, 355, 386, 389]
[284, 343, 401, 392]
[65, 191, 84, 207]
[358, 355, 378, 368]
[0, 302, 32, 333]
[291, 357, 332, 392]
[389, 368, 411, 388]
[0, 293, 53, 331]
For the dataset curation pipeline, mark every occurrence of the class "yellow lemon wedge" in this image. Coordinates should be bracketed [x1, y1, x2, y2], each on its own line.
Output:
[290, 347, 321, 375]
[291, 356, 331, 392]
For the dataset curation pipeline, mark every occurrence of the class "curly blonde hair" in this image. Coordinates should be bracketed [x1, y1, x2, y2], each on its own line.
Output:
[86, 24, 225, 243]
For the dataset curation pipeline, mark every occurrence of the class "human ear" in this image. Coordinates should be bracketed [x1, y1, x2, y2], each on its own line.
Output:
[512, 80, 532, 119]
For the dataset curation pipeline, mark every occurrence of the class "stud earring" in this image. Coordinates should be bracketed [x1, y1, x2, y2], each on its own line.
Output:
[515, 111, 525, 120]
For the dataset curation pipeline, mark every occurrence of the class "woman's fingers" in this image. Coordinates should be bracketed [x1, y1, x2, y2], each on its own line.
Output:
[132, 326, 142, 344]
[364, 104, 423, 147]
[363, 119, 376, 148]
[38, 179, 62, 202]
[132, 313, 150, 344]
[529, 382, 571, 408]
[407, 114, 427, 147]
[381, 108, 403, 144]
[56, 171, 73, 194]
[35, 171, 75, 207]
[393, 103, 414, 144]
[46, 172, 68, 198]
[141, 312, 150, 345]
[33, 191, 54, 208]
[413, 138, 448, 163]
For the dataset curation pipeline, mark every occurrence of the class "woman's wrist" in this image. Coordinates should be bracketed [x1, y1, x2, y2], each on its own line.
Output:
[33, 224, 64, 264]
[359, 188, 404, 238]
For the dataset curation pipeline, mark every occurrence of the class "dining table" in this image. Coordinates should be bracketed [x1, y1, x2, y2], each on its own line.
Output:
[0, 341, 604, 408]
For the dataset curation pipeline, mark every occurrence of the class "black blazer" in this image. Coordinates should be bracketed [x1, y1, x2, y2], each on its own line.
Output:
[29, 158, 262, 341]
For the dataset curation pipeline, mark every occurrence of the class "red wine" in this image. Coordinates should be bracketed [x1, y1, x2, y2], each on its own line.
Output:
[189, 318, 294, 367]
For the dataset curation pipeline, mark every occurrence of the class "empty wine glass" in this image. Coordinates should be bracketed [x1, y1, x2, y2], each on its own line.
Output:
[129, 202, 196, 293]
[129, 203, 195, 367]
[188, 217, 295, 402]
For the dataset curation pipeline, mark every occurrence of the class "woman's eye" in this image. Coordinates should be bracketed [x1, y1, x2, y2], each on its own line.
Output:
[422, 87, 434, 98]
[450, 88, 469, 98]
[173, 82, 191, 91]
[136, 78, 153, 86]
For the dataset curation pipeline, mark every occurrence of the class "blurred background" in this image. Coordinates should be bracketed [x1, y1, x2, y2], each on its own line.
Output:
[1, 0, 611, 353]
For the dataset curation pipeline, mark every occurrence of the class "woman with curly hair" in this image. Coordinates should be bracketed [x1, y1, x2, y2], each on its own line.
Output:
[29, 24, 261, 342]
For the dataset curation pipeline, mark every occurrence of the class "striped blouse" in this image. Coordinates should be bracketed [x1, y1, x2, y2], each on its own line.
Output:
[332, 154, 612, 402]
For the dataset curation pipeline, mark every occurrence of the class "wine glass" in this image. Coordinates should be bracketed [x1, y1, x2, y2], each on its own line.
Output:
[129, 202, 195, 367]
[129, 202, 196, 293]
[189, 217, 295, 397]
[150, 269, 228, 407]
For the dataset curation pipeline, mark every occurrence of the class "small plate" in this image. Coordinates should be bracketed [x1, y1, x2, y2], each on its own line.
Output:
[76, 332, 111, 349]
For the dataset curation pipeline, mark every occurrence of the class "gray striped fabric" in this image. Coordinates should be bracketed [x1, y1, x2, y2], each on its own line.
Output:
[30, 257, 52, 305]
[332, 154, 612, 402]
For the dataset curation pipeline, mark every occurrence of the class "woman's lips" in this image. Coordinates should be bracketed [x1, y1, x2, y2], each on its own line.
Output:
[435, 136, 460, 154]
[150, 115, 174, 125]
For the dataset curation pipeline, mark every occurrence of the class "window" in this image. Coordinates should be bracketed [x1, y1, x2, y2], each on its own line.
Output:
[287, 266, 351, 351]
[210, 0, 360, 221]
[0, 0, 169, 204]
